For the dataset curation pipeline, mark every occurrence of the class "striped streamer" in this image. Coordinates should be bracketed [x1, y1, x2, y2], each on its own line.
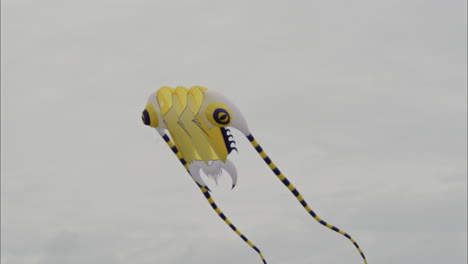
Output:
[160, 133, 267, 264]
[247, 134, 368, 264]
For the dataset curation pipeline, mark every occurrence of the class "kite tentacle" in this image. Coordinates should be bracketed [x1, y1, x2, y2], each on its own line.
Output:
[161, 133, 267, 264]
[246, 134, 368, 264]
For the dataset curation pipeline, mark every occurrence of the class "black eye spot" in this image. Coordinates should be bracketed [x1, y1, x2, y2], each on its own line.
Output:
[213, 108, 230, 125]
[142, 110, 151, 125]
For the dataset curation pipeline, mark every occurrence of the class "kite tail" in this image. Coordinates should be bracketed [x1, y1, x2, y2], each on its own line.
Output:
[246, 134, 368, 264]
[161, 133, 267, 264]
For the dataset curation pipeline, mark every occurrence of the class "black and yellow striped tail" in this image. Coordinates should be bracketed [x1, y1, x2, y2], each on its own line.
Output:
[247, 134, 368, 264]
[161, 133, 267, 264]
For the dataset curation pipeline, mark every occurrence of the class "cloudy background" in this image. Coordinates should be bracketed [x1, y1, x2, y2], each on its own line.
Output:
[1, 0, 466, 263]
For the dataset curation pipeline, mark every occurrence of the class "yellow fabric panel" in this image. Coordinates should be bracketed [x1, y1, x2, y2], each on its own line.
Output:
[164, 107, 201, 163]
[188, 86, 206, 111]
[194, 115, 210, 132]
[165, 87, 212, 163]
[172, 88, 187, 115]
[157, 86, 174, 115]
[173, 86, 188, 112]
[157, 85, 230, 164]
[178, 92, 219, 162]
[190, 113, 229, 162]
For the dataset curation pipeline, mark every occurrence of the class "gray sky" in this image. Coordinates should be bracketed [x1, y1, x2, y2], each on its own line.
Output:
[1, 0, 466, 263]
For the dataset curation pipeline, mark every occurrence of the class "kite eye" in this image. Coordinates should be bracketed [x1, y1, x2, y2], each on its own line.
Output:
[206, 103, 232, 127]
[142, 110, 150, 125]
[142, 104, 159, 127]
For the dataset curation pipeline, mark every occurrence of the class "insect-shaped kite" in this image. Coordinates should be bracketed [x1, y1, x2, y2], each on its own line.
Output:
[142, 86, 368, 264]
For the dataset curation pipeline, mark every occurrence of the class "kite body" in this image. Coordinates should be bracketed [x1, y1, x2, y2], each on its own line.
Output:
[142, 86, 368, 264]
[143, 86, 243, 188]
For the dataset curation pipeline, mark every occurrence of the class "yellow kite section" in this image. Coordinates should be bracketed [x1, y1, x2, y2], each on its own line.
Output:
[157, 86, 230, 164]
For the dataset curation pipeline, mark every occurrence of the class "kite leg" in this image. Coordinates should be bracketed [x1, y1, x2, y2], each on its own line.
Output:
[161, 133, 267, 264]
[246, 134, 368, 264]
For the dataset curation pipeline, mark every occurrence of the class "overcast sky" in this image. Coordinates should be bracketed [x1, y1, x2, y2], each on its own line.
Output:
[1, 1, 466, 263]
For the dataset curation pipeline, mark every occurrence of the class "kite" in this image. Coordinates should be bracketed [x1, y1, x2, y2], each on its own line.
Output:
[142, 86, 368, 264]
